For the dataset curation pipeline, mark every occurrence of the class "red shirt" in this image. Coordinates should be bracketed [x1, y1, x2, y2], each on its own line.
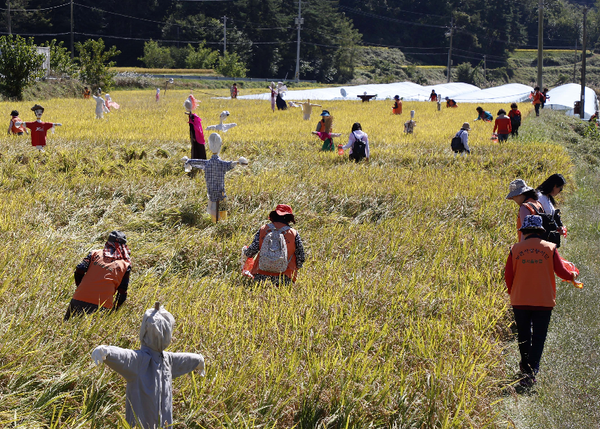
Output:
[493, 116, 512, 134]
[25, 121, 54, 147]
[508, 109, 521, 120]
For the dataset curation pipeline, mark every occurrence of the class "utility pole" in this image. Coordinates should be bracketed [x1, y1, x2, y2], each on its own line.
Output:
[7, 1, 11, 35]
[580, 6, 587, 119]
[223, 16, 227, 55]
[446, 16, 453, 83]
[70, 0, 74, 59]
[294, 0, 303, 83]
[483, 55, 486, 80]
[537, 0, 543, 89]
[573, 37, 577, 83]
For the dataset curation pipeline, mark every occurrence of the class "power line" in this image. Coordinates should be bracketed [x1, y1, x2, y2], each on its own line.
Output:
[74, 3, 169, 25]
[339, 5, 447, 20]
[0, 2, 70, 12]
[339, 6, 449, 29]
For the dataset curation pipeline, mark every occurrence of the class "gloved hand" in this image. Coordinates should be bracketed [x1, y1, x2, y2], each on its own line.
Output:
[181, 156, 192, 172]
[91, 345, 110, 365]
[238, 156, 249, 166]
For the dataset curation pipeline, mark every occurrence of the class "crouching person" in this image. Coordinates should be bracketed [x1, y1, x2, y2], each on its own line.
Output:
[64, 231, 131, 321]
[92, 304, 205, 429]
[243, 204, 305, 286]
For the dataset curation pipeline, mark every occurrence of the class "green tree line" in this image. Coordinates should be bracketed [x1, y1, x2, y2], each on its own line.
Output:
[2, 0, 600, 82]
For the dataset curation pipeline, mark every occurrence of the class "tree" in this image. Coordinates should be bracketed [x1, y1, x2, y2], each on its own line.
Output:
[139, 40, 174, 68]
[76, 38, 121, 91]
[40, 39, 77, 77]
[0, 35, 45, 100]
[185, 42, 219, 69]
[215, 52, 248, 77]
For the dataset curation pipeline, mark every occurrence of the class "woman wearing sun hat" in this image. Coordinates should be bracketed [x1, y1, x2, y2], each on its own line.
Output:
[242, 204, 306, 285]
[506, 179, 545, 241]
[504, 214, 578, 387]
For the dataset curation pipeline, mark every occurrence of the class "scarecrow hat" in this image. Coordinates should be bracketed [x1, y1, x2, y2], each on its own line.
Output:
[519, 215, 545, 233]
[30, 104, 44, 113]
[506, 179, 534, 200]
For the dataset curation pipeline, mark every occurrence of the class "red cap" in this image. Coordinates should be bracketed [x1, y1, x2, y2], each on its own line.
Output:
[275, 204, 293, 216]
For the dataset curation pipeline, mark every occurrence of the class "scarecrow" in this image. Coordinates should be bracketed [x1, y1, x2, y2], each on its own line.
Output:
[206, 111, 237, 133]
[182, 133, 249, 222]
[92, 303, 205, 429]
[184, 95, 206, 160]
[93, 90, 109, 119]
[313, 110, 341, 151]
[104, 93, 120, 111]
[17, 104, 62, 151]
[404, 110, 416, 134]
[299, 99, 322, 121]
[275, 82, 288, 110]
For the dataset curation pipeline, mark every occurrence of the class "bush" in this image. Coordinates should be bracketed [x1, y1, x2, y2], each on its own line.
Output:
[0, 35, 46, 100]
[215, 52, 247, 77]
[185, 42, 219, 69]
[138, 40, 174, 68]
[76, 38, 120, 91]
[455, 62, 475, 84]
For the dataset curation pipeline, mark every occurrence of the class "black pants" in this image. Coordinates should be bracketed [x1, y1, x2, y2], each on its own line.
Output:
[64, 299, 103, 321]
[534, 104, 540, 116]
[513, 307, 552, 374]
[511, 126, 519, 137]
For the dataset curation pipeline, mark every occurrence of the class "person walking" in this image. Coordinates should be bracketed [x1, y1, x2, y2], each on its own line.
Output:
[532, 86, 543, 116]
[504, 214, 578, 387]
[7, 110, 28, 136]
[340, 122, 369, 162]
[493, 109, 512, 142]
[508, 103, 522, 137]
[242, 204, 305, 286]
[64, 231, 132, 320]
[536, 174, 567, 246]
[392, 95, 403, 114]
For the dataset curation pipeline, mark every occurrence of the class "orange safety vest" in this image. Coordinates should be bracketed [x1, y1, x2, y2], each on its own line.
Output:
[72, 249, 130, 309]
[251, 222, 299, 281]
[10, 117, 25, 134]
[509, 238, 557, 308]
[393, 100, 402, 115]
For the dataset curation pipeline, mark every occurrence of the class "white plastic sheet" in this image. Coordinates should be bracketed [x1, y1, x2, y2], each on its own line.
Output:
[545, 83, 598, 120]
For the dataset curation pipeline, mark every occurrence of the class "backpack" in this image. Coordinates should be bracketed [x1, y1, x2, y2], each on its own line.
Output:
[352, 132, 367, 160]
[451, 130, 465, 152]
[510, 114, 521, 127]
[258, 224, 291, 273]
[524, 202, 561, 247]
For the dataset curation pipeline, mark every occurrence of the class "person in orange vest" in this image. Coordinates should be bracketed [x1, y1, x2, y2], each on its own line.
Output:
[445, 97, 457, 108]
[64, 231, 132, 320]
[504, 214, 578, 387]
[392, 95, 402, 114]
[7, 110, 28, 136]
[493, 108, 512, 142]
[532, 86, 543, 116]
[83, 86, 91, 99]
[242, 204, 305, 286]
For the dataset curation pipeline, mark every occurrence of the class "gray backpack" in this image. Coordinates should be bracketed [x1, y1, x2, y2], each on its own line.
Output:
[258, 224, 291, 273]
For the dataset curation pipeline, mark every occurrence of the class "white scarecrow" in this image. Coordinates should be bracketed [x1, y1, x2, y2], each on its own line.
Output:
[182, 133, 248, 222]
[299, 99, 322, 121]
[205, 111, 237, 133]
[92, 303, 205, 429]
[16, 104, 62, 151]
[404, 110, 416, 134]
[92, 90, 109, 119]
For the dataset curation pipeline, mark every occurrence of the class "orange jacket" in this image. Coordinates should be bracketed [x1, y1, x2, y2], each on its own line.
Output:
[505, 237, 573, 308]
[532, 92, 543, 105]
[392, 100, 402, 115]
[72, 249, 131, 308]
[251, 222, 299, 281]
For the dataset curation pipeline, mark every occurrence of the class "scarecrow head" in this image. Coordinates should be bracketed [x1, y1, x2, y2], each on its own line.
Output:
[31, 104, 44, 119]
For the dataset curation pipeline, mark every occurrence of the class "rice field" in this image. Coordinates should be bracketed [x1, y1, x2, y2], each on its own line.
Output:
[0, 90, 571, 428]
